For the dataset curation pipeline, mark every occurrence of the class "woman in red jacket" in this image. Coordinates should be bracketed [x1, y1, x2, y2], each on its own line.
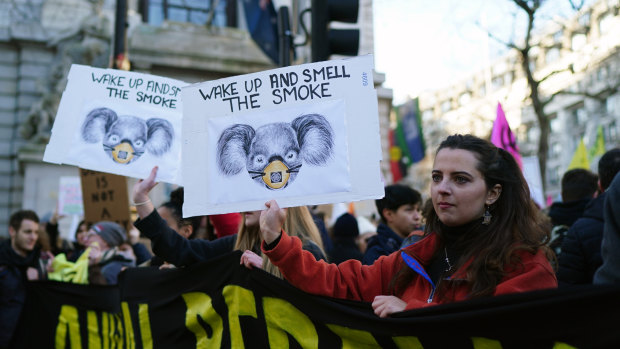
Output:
[242, 134, 557, 317]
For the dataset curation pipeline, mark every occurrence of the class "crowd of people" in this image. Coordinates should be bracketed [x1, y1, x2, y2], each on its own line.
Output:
[1, 133, 620, 347]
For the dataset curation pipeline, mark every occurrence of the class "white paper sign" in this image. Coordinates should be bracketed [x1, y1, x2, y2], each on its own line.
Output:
[522, 156, 546, 208]
[58, 176, 83, 216]
[182, 55, 384, 216]
[43, 65, 186, 185]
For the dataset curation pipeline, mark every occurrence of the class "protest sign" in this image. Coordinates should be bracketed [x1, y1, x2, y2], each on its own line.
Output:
[181, 55, 384, 216]
[58, 176, 83, 216]
[79, 169, 131, 231]
[44, 65, 186, 185]
[14, 252, 620, 348]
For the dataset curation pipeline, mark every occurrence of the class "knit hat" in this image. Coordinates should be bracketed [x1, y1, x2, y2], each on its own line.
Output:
[92, 221, 126, 247]
[333, 213, 360, 238]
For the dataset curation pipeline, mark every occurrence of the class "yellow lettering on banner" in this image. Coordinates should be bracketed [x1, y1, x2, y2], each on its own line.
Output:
[263, 297, 318, 348]
[116, 312, 125, 348]
[55, 305, 81, 349]
[101, 312, 109, 349]
[223, 285, 257, 349]
[122, 302, 135, 349]
[553, 342, 578, 349]
[326, 324, 381, 348]
[87, 311, 101, 349]
[182, 292, 223, 348]
[393, 336, 424, 348]
[138, 304, 153, 349]
[471, 337, 502, 349]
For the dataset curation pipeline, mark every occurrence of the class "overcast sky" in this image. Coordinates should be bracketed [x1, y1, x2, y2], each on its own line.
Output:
[373, 0, 592, 104]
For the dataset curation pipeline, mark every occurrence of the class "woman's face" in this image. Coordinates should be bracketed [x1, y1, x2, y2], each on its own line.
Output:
[243, 211, 261, 228]
[76, 223, 89, 246]
[431, 148, 499, 227]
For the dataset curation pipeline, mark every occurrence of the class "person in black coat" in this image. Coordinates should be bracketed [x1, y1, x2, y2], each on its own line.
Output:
[594, 171, 620, 284]
[0, 210, 49, 348]
[328, 213, 363, 264]
[558, 149, 620, 286]
[547, 169, 598, 255]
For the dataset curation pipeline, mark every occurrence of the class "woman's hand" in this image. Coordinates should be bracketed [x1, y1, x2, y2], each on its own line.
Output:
[240, 250, 264, 269]
[372, 295, 407, 318]
[259, 200, 286, 244]
[132, 166, 158, 218]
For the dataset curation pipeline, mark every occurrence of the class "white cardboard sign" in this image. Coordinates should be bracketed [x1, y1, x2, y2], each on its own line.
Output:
[43, 65, 186, 185]
[182, 55, 384, 216]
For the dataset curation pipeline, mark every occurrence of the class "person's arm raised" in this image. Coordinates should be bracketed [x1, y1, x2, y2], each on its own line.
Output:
[259, 200, 286, 245]
[132, 166, 158, 219]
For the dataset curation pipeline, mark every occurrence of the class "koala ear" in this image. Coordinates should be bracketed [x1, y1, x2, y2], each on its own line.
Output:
[216, 124, 255, 175]
[81, 108, 117, 143]
[291, 114, 334, 165]
[145, 118, 174, 156]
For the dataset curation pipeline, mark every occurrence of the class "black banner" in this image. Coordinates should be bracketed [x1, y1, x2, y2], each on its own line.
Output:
[14, 251, 620, 348]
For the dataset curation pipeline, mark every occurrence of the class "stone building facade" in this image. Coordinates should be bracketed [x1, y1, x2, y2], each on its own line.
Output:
[0, 0, 391, 236]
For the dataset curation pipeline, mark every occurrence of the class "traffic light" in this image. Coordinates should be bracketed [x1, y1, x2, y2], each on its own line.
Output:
[311, 0, 359, 62]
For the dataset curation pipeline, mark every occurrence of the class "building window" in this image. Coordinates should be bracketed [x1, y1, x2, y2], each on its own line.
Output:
[527, 126, 539, 143]
[606, 94, 619, 115]
[147, 0, 229, 27]
[545, 47, 561, 64]
[422, 109, 434, 122]
[579, 12, 591, 28]
[599, 12, 613, 35]
[441, 100, 452, 113]
[458, 92, 471, 106]
[553, 30, 563, 42]
[547, 166, 560, 187]
[550, 115, 562, 133]
[491, 76, 504, 90]
[549, 141, 562, 158]
[606, 120, 618, 143]
[568, 103, 587, 126]
[571, 33, 587, 51]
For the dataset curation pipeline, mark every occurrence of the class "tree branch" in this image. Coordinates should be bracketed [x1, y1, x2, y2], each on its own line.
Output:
[538, 66, 573, 84]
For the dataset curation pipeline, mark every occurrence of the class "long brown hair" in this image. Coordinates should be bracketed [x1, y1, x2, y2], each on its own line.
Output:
[235, 206, 325, 278]
[391, 134, 551, 299]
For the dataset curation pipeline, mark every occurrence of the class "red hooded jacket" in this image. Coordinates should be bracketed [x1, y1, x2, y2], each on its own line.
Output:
[263, 230, 557, 310]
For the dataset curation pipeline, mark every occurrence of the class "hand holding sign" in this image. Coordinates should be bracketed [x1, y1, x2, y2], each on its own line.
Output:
[259, 200, 286, 244]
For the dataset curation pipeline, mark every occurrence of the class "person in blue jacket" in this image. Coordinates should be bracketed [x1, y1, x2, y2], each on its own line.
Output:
[362, 184, 422, 265]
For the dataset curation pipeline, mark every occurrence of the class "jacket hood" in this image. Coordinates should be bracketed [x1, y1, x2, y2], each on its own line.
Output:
[548, 198, 591, 226]
[581, 192, 606, 222]
[366, 223, 404, 251]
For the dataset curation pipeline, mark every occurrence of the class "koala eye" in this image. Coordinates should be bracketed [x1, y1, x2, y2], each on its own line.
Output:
[108, 134, 120, 144]
[285, 151, 298, 161]
[134, 139, 145, 147]
[254, 155, 266, 167]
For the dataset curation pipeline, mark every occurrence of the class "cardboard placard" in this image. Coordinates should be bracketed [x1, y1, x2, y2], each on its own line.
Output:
[79, 169, 131, 232]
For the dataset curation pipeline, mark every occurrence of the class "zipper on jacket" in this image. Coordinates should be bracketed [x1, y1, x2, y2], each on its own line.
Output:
[427, 287, 436, 303]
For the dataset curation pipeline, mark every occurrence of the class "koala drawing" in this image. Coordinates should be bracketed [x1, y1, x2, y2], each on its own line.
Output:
[216, 113, 334, 190]
[81, 107, 174, 164]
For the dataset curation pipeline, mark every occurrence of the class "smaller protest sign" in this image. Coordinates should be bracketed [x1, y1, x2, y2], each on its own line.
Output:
[58, 176, 83, 216]
[79, 169, 131, 232]
[44, 65, 186, 185]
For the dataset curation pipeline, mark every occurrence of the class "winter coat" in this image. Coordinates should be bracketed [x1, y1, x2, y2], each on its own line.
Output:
[263, 231, 557, 310]
[557, 192, 606, 286]
[134, 209, 325, 267]
[0, 240, 46, 348]
[362, 223, 403, 265]
[328, 238, 363, 264]
[594, 172, 620, 284]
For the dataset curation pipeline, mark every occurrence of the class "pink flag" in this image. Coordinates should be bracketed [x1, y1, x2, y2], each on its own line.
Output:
[491, 102, 522, 168]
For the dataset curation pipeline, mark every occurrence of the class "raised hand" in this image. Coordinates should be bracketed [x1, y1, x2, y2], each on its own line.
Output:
[259, 200, 286, 244]
[371, 295, 407, 318]
[132, 166, 158, 218]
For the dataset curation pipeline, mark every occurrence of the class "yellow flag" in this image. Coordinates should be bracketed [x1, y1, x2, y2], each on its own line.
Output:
[568, 139, 590, 170]
[588, 125, 605, 160]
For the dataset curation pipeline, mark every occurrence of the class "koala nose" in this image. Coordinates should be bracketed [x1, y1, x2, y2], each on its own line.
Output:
[120, 138, 133, 146]
[268, 155, 285, 163]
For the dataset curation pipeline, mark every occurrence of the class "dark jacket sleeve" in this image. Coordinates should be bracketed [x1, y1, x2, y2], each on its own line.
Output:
[131, 243, 153, 265]
[134, 209, 237, 267]
[595, 173, 620, 284]
[556, 218, 602, 286]
[301, 240, 326, 261]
